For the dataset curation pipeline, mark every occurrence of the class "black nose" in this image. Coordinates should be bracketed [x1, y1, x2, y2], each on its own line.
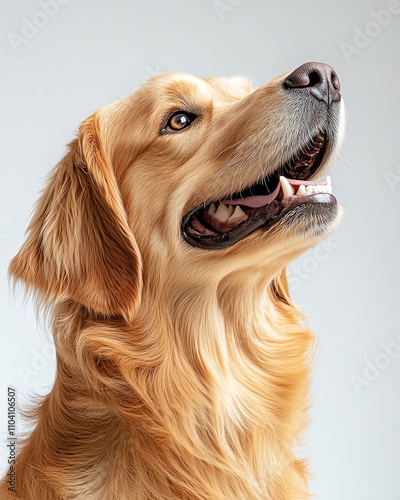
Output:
[284, 62, 341, 106]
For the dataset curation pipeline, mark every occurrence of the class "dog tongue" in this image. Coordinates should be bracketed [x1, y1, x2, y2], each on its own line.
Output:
[224, 184, 281, 208]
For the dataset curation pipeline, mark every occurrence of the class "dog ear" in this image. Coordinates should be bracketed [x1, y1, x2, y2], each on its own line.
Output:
[9, 115, 142, 319]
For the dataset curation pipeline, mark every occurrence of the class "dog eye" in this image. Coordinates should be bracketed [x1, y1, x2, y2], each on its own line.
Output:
[162, 111, 197, 133]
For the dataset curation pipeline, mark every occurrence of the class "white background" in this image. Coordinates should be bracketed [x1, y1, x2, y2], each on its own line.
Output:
[1, 1, 399, 498]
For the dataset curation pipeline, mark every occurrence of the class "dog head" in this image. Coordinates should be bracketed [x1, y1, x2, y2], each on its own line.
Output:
[10, 62, 344, 319]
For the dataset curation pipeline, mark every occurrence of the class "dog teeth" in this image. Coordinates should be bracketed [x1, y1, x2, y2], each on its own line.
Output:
[206, 177, 333, 221]
[281, 176, 333, 198]
[208, 203, 217, 215]
[208, 203, 246, 222]
[229, 205, 246, 220]
[280, 176, 295, 198]
[213, 202, 234, 222]
[296, 185, 306, 196]
[304, 185, 331, 195]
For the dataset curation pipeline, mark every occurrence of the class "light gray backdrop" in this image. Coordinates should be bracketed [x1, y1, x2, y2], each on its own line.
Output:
[1, 1, 399, 498]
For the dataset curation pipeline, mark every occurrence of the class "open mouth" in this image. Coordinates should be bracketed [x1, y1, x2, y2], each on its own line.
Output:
[182, 131, 337, 250]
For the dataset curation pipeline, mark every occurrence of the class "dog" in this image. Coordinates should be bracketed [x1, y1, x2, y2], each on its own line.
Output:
[1, 62, 344, 499]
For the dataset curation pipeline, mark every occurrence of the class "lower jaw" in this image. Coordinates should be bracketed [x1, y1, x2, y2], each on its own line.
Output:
[182, 192, 337, 250]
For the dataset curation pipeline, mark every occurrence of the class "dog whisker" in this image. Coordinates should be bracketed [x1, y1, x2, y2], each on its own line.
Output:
[213, 131, 256, 162]
[335, 153, 360, 175]
[126, 61, 161, 76]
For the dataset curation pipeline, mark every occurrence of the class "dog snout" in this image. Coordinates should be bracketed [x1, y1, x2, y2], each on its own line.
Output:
[284, 62, 341, 106]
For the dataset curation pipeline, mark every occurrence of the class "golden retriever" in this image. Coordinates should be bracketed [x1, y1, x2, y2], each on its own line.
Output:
[1, 62, 344, 499]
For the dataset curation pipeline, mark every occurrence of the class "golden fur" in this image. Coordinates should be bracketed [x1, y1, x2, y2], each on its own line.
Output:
[1, 69, 343, 499]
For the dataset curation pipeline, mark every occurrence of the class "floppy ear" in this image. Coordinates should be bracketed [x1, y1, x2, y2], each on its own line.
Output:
[9, 115, 142, 318]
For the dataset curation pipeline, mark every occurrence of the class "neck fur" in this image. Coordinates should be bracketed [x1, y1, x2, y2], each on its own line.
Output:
[18, 269, 313, 499]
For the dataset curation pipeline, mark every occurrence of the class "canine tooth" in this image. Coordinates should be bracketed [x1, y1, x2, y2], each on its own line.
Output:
[326, 176, 331, 186]
[279, 176, 295, 198]
[327, 185, 332, 194]
[230, 205, 246, 220]
[214, 202, 232, 222]
[296, 185, 306, 196]
[208, 203, 217, 215]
